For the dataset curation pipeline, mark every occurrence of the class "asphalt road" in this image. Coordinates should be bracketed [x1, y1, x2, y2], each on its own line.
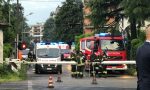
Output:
[0, 65, 137, 90]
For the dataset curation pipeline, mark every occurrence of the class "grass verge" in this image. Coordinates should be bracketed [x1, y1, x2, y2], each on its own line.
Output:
[0, 64, 27, 83]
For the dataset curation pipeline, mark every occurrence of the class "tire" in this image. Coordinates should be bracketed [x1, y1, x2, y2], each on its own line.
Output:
[57, 65, 62, 74]
[35, 64, 41, 74]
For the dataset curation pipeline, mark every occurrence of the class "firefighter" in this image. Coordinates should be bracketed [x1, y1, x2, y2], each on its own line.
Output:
[76, 51, 85, 78]
[100, 50, 108, 78]
[70, 50, 77, 77]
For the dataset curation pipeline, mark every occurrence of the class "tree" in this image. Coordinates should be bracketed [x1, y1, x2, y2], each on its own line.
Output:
[42, 16, 55, 41]
[0, 0, 29, 58]
[54, 0, 83, 42]
[2, 2, 28, 43]
[88, 0, 123, 33]
[121, 0, 150, 39]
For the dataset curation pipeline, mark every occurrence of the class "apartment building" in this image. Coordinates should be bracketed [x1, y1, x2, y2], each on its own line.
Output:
[29, 23, 44, 43]
[83, 0, 93, 34]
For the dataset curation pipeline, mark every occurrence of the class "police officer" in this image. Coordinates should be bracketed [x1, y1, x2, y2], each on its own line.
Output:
[70, 50, 77, 77]
[76, 51, 85, 78]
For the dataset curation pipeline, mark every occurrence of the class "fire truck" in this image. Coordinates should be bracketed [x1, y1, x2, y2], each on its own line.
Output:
[34, 42, 62, 74]
[80, 33, 127, 73]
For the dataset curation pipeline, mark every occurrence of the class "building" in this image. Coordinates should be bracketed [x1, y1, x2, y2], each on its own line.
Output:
[29, 23, 44, 43]
[82, 0, 116, 34]
[83, 0, 93, 34]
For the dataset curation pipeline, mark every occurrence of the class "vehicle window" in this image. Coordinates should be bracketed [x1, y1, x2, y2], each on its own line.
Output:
[22, 50, 29, 55]
[101, 40, 124, 51]
[81, 41, 85, 50]
[37, 48, 60, 58]
[60, 49, 70, 54]
[86, 40, 94, 50]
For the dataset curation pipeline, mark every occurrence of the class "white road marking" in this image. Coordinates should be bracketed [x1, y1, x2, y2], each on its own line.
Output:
[28, 80, 33, 90]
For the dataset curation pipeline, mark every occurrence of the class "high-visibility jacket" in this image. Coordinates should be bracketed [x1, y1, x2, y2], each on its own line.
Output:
[77, 56, 85, 66]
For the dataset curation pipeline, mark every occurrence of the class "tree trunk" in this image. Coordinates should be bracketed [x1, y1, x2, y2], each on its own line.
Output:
[130, 18, 137, 39]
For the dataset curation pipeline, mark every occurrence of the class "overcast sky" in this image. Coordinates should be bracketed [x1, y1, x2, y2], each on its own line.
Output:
[12, 0, 65, 25]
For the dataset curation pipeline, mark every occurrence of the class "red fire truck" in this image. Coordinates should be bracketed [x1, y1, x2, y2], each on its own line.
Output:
[80, 33, 127, 72]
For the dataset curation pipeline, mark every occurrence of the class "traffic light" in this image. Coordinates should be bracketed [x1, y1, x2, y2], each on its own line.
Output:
[18, 41, 27, 50]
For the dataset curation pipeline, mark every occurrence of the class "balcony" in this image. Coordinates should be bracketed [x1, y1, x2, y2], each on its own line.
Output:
[84, 24, 94, 29]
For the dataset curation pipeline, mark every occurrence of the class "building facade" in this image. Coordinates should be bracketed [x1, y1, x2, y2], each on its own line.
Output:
[83, 0, 94, 34]
[29, 23, 44, 43]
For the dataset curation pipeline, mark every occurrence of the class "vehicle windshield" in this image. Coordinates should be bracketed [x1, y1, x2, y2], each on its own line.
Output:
[22, 50, 29, 55]
[60, 49, 70, 54]
[101, 40, 125, 51]
[37, 48, 60, 58]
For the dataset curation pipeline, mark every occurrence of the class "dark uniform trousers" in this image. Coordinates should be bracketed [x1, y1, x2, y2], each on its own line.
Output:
[136, 42, 150, 90]
[71, 53, 77, 77]
[76, 57, 84, 78]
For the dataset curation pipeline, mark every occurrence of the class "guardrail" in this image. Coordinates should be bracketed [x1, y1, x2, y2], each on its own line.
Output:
[9, 60, 136, 65]
[9, 60, 77, 65]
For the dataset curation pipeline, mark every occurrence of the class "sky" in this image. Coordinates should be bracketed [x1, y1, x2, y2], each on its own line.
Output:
[12, 0, 65, 25]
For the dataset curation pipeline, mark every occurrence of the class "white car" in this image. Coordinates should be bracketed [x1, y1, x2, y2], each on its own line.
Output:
[21, 49, 30, 60]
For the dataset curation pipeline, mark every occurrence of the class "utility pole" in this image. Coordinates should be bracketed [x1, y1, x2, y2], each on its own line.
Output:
[16, 0, 19, 59]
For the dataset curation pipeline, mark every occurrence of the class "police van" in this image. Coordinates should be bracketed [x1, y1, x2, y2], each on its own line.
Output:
[34, 42, 62, 74]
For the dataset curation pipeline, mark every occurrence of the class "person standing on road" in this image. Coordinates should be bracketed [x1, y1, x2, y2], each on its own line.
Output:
[76, 51, 85, 78]
[136, 24, 150, 90]
[70, 49, 77, 77]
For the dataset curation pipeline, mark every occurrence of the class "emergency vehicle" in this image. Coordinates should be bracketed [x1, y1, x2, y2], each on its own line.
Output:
[58, 42, 71, 60]
[34, 42, 62, 74]
[80, 33, 127, 72]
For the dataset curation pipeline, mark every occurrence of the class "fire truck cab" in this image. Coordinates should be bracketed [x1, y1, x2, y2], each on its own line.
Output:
[80, 33, 127, 71]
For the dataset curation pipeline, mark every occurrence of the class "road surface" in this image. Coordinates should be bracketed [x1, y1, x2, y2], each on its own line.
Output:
[0, 65, 137, 90]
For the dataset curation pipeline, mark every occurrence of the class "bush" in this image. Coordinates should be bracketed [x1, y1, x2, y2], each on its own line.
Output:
[130, 31, 145, 60]
[3, 43, 13, 60]
[0, 63, 27, 81]
[18, 64, 28, 80]
[127, 65, 137, 76]
[0, 63, 12, 77]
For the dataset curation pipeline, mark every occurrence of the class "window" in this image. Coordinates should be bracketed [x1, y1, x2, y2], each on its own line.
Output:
[101, 40, 124, 51]
[37, 48, 60, 58]
[81, 41, 85, 50]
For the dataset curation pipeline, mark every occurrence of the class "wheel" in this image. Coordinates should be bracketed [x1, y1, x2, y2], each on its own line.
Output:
[57, 65, 62, 74]
[119, 70, 126, 74]
[35, 64, 41, 74]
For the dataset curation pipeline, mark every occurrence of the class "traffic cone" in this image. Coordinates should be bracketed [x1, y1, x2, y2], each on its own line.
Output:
[56, 72, 62, 82]
[92, 75, 98, 84]
[48, 76, 54, 88]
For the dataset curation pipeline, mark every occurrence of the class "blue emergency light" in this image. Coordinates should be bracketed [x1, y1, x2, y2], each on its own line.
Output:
[37, 42, 58, 45]
[95, 33, 110, 37]
[58, 42, 65, 44]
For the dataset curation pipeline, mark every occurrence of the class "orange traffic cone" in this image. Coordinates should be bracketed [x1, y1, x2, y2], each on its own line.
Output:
[48, 76, 54, 88]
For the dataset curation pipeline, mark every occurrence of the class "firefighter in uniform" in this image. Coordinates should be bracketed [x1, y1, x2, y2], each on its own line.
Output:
[70, 50, 77, 77]
[76, 51, 85, 78]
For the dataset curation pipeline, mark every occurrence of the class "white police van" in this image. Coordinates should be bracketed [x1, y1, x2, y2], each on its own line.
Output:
[34, 42, 62, 74]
